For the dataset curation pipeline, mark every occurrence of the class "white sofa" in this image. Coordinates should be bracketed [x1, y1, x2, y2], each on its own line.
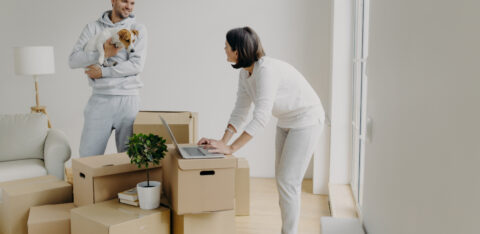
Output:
[0, 113, 71, 183]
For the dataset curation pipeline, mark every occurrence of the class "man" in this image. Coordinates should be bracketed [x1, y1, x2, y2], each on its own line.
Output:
[69, 0, 147, 157]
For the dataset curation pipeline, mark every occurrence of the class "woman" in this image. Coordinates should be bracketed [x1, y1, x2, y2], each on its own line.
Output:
[198, 26, 325, 234]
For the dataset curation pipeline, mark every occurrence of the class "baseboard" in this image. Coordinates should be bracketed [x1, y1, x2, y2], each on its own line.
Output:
[328, 184, 357, 218]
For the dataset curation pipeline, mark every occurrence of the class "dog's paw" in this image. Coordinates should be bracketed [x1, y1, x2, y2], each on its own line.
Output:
[102, 60, 117, 67]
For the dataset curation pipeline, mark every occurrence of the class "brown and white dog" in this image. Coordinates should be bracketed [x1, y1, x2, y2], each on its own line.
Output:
[85, 28, 138, 66]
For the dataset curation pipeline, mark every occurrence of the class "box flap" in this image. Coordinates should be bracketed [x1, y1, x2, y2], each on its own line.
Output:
[71, 199, 169, 226]
[134, 111, 192, 125]
[0, 175, 70, 196]
[72, 153, 162, 177]
[169, 146, 237, 170]
[0, 175, 57, 188]
[28, 203, 74, 224]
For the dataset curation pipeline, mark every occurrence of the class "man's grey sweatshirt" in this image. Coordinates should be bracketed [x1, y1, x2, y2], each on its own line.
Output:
[69, 11, 147, 95]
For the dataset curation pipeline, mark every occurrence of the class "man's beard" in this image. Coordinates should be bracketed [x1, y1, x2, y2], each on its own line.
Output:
[114, 8, 129, 19]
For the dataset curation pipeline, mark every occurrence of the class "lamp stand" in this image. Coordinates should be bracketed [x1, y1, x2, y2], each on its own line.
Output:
[30, 75, 52, 128]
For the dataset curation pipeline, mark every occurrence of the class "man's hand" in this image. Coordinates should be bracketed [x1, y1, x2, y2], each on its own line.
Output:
[85, 65, 102, 79]
[104, 38, 121, 58]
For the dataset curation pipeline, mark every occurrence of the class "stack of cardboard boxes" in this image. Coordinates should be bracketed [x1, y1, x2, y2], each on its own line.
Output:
[0, 175, 73, 234]
[69, 151, 167, 234]
[137, 111, 250, 234]
[0, 111, 250, 234]
[163, 145, 237, 234]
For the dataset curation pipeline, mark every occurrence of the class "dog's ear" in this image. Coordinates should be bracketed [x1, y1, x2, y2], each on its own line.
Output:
[118, 29, 129, 40]
[132, 30, 139, 37]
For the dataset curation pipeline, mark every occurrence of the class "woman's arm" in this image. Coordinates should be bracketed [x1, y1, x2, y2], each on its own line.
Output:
[197, 76, 252, 153]
[197, 124, 237, 149]
[198, 67, 279, 154]
[220, 124, 236, 144]
[227, 77, 252, 132]
[243, 67, 278, 136]
[200, 131, 252, 155]
[229, 131, 253, 153]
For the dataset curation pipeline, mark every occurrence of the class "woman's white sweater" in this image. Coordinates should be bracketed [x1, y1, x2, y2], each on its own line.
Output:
[228, 57, 325, 136]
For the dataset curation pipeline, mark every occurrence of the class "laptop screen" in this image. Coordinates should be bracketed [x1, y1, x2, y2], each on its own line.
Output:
[159, 115, 180, 150]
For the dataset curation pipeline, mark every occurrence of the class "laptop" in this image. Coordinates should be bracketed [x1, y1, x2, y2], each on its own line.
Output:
[159, 116, 225, 159]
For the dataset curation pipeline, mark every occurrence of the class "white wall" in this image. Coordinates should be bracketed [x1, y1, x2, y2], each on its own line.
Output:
[362, 0, 480, 233]
[0, 0, 332, 178]
[329, 0, 353, 184]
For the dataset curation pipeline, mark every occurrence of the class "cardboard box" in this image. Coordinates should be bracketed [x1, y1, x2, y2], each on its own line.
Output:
[173, 209, 236, 234]
[71, 199, 170, 234]
[133, 111, 198, 144]
[162, 146, 236, 215]
[64, 167, 73, 185]
[0, 175, 73, 234]
[27, 203, 75, 234]
[72, 153, 162, 207]
[235, 157, 250, 216]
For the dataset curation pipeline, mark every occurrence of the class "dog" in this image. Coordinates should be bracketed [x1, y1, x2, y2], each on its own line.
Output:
[85, 28, 139, 66]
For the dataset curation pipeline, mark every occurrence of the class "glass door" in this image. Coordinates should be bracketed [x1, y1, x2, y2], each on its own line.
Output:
[352, 0, 369, 208]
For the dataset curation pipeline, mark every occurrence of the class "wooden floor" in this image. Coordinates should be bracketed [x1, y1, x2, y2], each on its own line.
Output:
[235, 178, 331, 234]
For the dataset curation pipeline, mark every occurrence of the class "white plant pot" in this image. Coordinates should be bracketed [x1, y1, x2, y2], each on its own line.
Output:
[136, 181, 161, 210]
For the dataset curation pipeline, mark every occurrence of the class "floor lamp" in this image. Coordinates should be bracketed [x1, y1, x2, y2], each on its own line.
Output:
[14, 46, 55, 128]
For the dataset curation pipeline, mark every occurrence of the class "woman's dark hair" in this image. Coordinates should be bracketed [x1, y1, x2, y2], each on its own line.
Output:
[226, 26, 266, 69]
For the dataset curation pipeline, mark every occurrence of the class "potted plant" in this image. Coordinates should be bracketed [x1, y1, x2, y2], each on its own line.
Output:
[126, 133, 168, 209]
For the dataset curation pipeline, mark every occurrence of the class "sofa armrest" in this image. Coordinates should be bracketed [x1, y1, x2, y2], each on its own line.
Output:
[44, 129, 71, 179]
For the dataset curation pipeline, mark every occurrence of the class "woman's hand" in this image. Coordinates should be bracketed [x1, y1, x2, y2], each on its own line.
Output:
[197, 138, 233, 155]
[197, 137, 212, 146]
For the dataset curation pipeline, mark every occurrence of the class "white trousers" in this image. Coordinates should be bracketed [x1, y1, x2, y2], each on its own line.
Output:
[79, 94, 140, 157]
[275, 123, 322, 234]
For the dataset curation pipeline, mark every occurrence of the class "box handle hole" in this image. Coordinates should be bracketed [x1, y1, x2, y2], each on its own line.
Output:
[200, 170, 215, 176]
[80, 172, 85, 179]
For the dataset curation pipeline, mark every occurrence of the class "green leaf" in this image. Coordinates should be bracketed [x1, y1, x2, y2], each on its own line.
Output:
[125, 133, 168, 170]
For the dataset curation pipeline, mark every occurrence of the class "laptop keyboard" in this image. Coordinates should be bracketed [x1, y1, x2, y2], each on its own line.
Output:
[184, 147, 205, 156]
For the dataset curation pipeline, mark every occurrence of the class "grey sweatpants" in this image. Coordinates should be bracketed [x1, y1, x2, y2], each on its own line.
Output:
[79, 94, 140, 157]
[275, 123, 322, 234]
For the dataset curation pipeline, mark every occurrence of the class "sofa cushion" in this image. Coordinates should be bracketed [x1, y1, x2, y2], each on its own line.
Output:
[0, 159, 47, 183]
[0, 113, 48, 162]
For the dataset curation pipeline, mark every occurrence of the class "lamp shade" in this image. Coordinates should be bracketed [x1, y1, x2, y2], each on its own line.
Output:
[14, 46, 55, 76]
